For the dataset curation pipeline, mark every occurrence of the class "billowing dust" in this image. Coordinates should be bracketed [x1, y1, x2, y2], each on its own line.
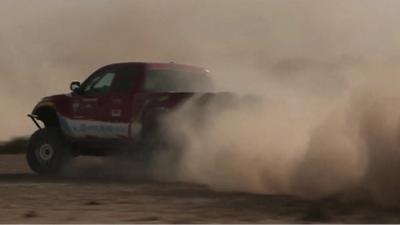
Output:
[147, 63, 400, 206]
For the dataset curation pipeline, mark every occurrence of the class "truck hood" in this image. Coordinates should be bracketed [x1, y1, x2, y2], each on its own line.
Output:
[41, 93, 71, 102]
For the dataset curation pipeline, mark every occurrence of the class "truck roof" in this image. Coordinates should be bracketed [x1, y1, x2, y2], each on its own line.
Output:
[101, 62, 208, 73]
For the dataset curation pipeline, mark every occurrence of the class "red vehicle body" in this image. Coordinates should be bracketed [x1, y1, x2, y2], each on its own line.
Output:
[27, 62, 215, 174]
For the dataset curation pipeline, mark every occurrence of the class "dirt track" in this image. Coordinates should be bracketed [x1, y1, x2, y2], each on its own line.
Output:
[0, 154, 399, 223]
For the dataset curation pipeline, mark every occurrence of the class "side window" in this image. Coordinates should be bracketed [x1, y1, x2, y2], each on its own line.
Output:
[112, 74, 134, 92]
[83, 71, 116, 96]
[111, 67, 140, 93]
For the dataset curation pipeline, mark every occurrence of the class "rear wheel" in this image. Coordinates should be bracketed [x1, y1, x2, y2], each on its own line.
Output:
[27, 128, 72, 175]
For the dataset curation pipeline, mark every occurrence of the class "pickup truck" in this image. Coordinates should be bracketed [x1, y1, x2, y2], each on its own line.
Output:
[26, 62, 220, 175]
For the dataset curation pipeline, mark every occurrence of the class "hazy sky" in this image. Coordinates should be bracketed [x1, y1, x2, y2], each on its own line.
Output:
[1, 0, 400, 140]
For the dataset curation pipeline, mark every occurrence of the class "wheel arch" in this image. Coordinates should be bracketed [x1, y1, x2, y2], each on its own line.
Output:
[33, 106, 61, 128]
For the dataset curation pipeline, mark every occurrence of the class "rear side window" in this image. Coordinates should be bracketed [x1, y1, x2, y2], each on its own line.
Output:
[144, 70, 213, 92]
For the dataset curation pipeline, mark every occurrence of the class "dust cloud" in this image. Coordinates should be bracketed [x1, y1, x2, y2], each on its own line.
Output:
[2, 0, 400, 205]
[150, 63, 400, 205]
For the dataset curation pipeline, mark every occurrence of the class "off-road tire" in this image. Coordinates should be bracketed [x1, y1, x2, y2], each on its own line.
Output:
[27, 128, 72, 175]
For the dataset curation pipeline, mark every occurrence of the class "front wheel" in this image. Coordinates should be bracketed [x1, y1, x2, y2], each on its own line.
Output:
[26, 128, 72, 175]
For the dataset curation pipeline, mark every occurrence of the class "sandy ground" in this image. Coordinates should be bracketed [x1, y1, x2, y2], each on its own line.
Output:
[0, 154, 400, 223]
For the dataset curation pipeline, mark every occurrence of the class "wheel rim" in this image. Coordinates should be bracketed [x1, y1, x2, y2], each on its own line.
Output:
[36, 144, 54, 162]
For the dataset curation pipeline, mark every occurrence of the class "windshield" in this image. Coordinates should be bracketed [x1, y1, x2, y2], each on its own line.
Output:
[144, 69, 213, 92]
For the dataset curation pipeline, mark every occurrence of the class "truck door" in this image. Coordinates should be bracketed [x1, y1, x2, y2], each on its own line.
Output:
[95, 65, 143, 139]
[69, 67, 119, 139]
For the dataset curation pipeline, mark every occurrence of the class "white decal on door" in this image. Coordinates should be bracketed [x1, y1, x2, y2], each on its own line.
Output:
[111, 109, 122, 117]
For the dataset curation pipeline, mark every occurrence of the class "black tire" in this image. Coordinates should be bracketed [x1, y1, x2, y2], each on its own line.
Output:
[26, 128, 72, 175]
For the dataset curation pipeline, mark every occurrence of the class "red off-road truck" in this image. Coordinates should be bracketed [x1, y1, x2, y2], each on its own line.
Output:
[27, 62, 224, 175]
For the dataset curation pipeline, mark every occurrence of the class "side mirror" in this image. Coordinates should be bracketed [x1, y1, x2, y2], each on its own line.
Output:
[70, 81, 81, 93]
